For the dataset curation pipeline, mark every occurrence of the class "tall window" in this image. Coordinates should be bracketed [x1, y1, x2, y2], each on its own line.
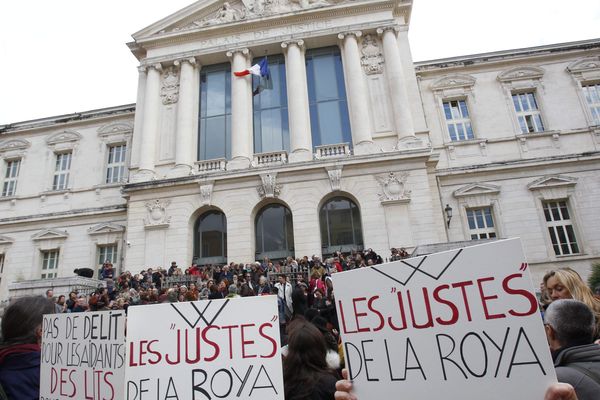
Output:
[253, 56, 289, 153]
[41, 250, 59, 279]
[53, 152, 72, 191]
[194, 211, 227, 265]
[199, 64, 231, 160]
[98, 244, 118, 266]
[582, 83, 600, 125]
[255, 204, 294, 260]
[443, 100, 474, 141]
[466, 207, 497, 240]
[306, 47, 351, 148]
[320, 197, 363, 254]
[512, 92, 544, 133]
[543, 200, 580, 256]
[2, 159, 20, 197]
[106, 144, 127, 183]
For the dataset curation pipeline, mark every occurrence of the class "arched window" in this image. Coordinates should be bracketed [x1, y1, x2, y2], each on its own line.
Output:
[255, 204, 294, 260]
[320, 197, 363, 255]
[194, 211, 227, 265]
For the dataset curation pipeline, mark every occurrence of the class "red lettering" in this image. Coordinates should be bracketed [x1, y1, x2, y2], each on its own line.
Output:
[185, 328, 201, 364]
[338, 300, 358, 334]
[104, 371, 114, 400]
[240, 323, 257, 359]
[477, 276, 506, 320]
[165, 330, 181, 365]
[367, 296, 385, 332]
[388, 291, 408, 331]
[147, 340, 162, 365]
[433, 284, 459, 325]
[202, 326, 221, 362]
[128, 342, 138, 367]
[503, 273, 538, 317]
[452, 280, 474, 321]
[221, 325, 238, 359]
[259, 323, 277, 358]
[352, 297, 370, 333]
[407, 288, 434, 329]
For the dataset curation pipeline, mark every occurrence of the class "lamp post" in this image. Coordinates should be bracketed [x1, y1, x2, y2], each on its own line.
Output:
[445, 204, 453, 228]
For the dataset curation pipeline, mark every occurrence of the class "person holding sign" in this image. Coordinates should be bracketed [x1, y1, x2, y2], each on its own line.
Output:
[0, 296, 55, 399]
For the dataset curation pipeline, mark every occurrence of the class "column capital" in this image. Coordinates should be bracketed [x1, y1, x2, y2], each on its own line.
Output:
[281, 39, 305, 51]
[137, 65, 147, 73]
[145, 63, 163, 72]
[376, 26, 400, 36]
[338, 31, 362, 40]
[226, 48, 249, 58]
[174, 57, 198, 67]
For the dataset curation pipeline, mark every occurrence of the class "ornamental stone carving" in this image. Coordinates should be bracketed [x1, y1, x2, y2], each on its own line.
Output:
[376, 172, 411, 203]
[360, 34, 384, 75]
[326, 166, 342, 191]
[199, 182, 214, 206]
[257, 173, 281, 198]
[144, 200, 171, 228]
[160, 67, 179, 105]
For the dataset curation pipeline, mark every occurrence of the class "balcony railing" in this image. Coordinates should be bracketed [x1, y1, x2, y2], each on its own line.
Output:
[196, 158, 226, 173]
[253, 151, 288, 167]
[314, 143, 351, 159]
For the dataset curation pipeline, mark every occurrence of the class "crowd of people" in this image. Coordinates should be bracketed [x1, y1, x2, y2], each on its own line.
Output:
[0, 243, 599, 399]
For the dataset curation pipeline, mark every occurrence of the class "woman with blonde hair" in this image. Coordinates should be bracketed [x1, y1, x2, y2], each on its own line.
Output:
[543, 267, 600, 338]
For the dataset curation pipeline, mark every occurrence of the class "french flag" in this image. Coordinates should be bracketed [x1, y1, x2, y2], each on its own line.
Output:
[234, 57, 272, 96]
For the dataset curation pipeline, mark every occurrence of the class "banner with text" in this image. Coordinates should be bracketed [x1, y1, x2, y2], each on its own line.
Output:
[40, 310, 126, 400]
[332, 238, 556, 399]
[124, 295, 284, 400]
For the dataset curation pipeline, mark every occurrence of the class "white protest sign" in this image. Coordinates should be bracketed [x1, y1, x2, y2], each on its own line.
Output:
[124, 295, 284, 400]
[332, 238, 557, 399]
[40, 310, 126, 400]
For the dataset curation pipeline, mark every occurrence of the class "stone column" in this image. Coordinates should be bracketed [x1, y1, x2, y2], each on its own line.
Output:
[130, 66, 147, 170]
[133, 63, 162, 182]
[169, 57, 198, 177]
[338, 31, 374, 155]
[377, 26, 415, 141]
[282, 40, 312, 162]
[226, 48, 252, 170]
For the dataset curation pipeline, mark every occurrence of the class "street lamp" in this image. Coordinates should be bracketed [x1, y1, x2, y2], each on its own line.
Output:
[444, 204, 453, 228]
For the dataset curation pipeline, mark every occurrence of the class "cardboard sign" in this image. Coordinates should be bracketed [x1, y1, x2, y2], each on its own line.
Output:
[332, 239, 557, 399]
[40, 310, 126, 400]
[124, 295, 284, 400]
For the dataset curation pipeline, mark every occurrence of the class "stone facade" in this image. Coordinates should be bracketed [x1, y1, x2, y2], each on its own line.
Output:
[0, 0, 599, 300]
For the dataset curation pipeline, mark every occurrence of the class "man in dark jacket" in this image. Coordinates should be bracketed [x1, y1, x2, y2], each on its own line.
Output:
[545, 299, 600, 400]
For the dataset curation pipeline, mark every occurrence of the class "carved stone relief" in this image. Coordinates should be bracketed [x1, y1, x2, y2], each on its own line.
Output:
[257, 173, 282, 198]
[326, 166, 342, 191]
[161, 67, 180, 105]
[199, 182, 214, 206]
[144, 200, 171, 228]
[360, 34, 384, 75]
[172, 0, 346, 31]
[376, 172, 411, 203]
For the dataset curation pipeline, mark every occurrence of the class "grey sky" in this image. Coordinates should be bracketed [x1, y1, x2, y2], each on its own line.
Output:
[1, 0, 599, 124]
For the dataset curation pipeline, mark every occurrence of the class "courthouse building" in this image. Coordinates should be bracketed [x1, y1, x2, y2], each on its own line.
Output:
[1, 0, 599, 300]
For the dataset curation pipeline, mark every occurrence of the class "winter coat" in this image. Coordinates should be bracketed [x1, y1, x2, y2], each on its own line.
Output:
[554, 343, 600, 400]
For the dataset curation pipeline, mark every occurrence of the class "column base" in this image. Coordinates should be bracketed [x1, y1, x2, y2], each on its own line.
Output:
[227, 157, 251, 171]
[130, 169, 156, 183]
[396, 135, 430, 150]
[353, 141, 378, 155]
[288, 149, 313, 163]
[167, 164, 193, 178]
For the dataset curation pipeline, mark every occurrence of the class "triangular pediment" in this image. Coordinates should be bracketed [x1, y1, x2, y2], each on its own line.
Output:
[431, 74, 476, 91]
[31, 229, 69, 241]
[528, 175, 578, 191]
[0, 138, 31, 153]
[97, 122, 133, 137]
[567, 56, 600, 73]
[454, 183, 500, 198]
[87, 222, 126, 235]
[46, 130, 81, 145]
[132, 0, 398, 41]
[0, 235, 15, 245]
[498, 65, 544, 82]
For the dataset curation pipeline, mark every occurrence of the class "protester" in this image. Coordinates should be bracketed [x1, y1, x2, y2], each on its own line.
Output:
[543, 268, 600, 338]
[544, 299, 600, 400]
[0, 296, 55, 399]
[283, 319, 339, 400]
